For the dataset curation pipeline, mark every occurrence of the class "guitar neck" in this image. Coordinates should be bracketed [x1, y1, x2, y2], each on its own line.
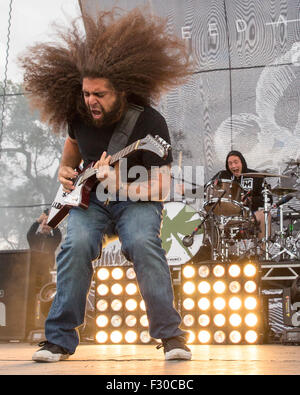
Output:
[109, 140, 139, 165]
[79, 140, 140, 183]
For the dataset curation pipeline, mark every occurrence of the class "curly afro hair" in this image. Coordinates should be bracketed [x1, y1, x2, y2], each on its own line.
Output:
[19, 7, 193, 133]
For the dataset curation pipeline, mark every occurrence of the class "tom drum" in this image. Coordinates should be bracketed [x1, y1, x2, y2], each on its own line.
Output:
[204, 179, 245, 216]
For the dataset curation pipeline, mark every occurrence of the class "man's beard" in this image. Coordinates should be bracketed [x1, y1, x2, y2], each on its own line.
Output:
[88, 94, 126, 128]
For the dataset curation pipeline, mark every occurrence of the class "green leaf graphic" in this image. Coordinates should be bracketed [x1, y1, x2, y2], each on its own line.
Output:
[161, 205, 203, 258]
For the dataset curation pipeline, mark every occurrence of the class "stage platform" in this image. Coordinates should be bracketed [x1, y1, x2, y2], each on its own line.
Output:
[1, 342, 300, 375]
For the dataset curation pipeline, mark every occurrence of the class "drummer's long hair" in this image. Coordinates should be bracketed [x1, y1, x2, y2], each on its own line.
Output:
[226, 150, 248, 173]
[18, 7, 193, 133]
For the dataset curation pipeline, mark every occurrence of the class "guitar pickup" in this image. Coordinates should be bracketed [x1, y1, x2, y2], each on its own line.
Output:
[64, 194, 80, 205]
[52, 202, 63, 209]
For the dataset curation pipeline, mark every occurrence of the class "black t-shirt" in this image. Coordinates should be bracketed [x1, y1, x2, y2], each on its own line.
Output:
[68, 106, 173, 179]
[27, 222, 62, 255]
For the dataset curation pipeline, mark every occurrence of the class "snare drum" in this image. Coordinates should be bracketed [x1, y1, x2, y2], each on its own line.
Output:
[204, 179, 244, 216]
[225, 207, 252, 227]
[161, 202, 208, 265]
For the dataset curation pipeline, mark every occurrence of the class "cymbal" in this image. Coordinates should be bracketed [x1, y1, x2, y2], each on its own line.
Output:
[241, 172, 290, 178]
[272, 212, 300, 222]
[271, 187, 298, 196]
[284, 213, 300, 220]
[285, 159, 300, 166]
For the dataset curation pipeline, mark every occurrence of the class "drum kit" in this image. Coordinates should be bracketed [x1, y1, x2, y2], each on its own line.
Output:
[162, 162, 300, 265]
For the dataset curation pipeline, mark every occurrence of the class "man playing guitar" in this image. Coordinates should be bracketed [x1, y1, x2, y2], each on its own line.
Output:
[20, 8, 193, 362]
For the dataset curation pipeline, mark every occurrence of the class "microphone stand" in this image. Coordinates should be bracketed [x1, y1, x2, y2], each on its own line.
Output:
[182, 190, 226, 260]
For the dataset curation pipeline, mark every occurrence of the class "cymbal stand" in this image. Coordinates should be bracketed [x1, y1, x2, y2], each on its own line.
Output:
[271, 204, 298, 261]
[208, 190, 227, 261]
[262, 180, 272, 260]
[218, 216, 230, 262]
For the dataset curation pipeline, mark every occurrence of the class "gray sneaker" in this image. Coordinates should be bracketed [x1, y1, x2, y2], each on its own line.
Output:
[32, 341, 71, 362]
[157, 334, 192, 360]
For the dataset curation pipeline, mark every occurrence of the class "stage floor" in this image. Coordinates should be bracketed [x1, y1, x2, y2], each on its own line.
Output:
[1, 342, 300, 375]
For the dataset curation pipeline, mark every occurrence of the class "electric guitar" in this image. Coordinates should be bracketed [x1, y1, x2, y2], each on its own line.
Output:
[47, 134, 171, 228]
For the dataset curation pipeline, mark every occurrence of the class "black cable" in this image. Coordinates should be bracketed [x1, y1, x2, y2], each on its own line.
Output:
[223, 0, 233, 150]
[0, 0, 13, 158]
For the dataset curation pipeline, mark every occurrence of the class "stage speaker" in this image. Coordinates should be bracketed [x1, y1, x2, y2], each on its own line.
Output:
[0, 249, 53, 341]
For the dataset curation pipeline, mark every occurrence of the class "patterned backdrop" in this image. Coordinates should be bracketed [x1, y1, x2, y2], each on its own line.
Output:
[79, 0, 300, 265]
[80, 0, 300, 176]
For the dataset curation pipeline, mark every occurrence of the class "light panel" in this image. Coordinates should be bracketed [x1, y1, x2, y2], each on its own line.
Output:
[94, 263, 262, 346]
[181, 261, 262, 345]
[95, 266, 155, 344]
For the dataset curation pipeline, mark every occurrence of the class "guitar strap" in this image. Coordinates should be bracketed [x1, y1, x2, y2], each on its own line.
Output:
[107, 103, 144, 155]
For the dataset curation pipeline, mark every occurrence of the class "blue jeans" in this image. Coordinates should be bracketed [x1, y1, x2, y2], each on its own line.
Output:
[45, 193, 185, 353]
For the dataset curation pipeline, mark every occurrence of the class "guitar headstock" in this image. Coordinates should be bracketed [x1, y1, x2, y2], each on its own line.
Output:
[137, 134, 171, 159]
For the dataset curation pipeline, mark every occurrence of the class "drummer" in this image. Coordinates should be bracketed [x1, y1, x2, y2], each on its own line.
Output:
[211, 150, 272, 241]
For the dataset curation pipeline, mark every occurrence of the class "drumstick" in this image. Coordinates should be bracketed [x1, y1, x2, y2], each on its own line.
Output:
[178, 151, 182, 172]
[177, 151, 183, 194]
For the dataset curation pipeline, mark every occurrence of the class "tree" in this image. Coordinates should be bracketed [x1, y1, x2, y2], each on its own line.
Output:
[0, 81, 65, 249]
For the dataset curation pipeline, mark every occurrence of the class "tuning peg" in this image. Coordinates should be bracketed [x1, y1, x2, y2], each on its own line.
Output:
[155, 135, 171, 149]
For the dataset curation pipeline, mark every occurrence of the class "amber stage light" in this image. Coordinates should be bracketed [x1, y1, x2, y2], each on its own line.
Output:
[181, 261, 262, 345]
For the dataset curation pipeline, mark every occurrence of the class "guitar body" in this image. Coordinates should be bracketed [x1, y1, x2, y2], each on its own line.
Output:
[47, 163, 97, 228]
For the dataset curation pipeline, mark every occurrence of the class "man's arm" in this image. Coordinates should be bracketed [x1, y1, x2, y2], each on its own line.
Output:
[94, 152, 171, 202]
[123, 164, 171, 202]
[58, 136, 82, 193]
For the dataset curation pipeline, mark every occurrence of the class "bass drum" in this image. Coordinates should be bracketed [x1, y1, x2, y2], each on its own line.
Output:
[161, 202, 211, 265]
